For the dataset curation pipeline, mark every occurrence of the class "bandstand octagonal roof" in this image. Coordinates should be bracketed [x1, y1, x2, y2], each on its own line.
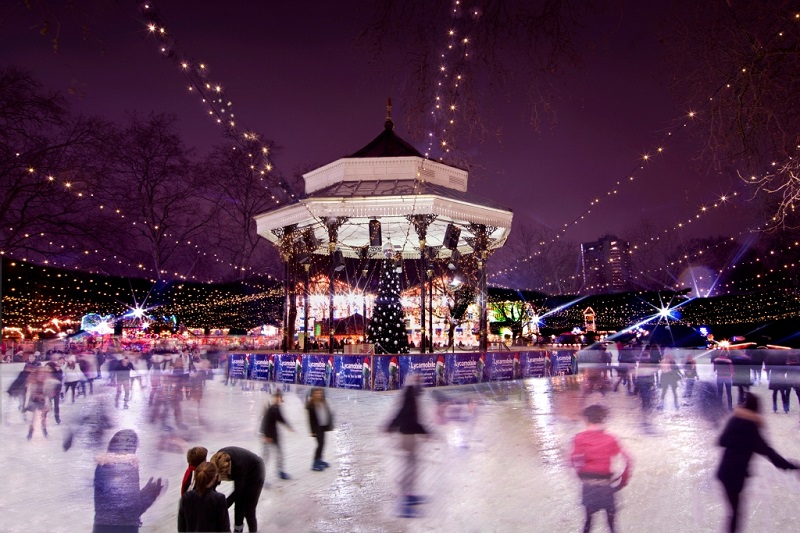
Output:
[254, 116, 513, 259]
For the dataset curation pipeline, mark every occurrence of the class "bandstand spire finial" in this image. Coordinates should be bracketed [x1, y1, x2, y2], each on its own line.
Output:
[385, 97, 393, 130]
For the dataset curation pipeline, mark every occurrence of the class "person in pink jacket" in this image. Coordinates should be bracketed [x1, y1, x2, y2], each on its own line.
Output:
[570, 405, 633, 533]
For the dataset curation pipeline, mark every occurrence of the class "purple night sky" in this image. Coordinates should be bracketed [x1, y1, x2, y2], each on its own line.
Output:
[3, 1, 754, 246]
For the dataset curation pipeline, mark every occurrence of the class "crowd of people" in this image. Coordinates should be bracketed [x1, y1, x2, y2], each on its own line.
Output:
[6, 342, 800, 531]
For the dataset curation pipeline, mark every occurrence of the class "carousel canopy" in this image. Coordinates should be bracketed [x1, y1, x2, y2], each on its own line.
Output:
[255, 109, 513, 259]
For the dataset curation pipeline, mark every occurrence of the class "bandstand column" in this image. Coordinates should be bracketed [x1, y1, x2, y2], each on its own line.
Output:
[303, 263, 310, 353]
[467, 224, 495, 353]
[409, 215, 437, 354]
[272, 224, 297, 352]
[325, 217, 348, 354]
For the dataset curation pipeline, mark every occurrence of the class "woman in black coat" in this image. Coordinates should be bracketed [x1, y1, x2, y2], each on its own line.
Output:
[178, 461, 230, 532]
[210, 446, 265, 533]
[306, 387, 334, 471]
[385, 376, 429, 514]
[716, 394, 797, 533]
[93, 430, 164, 533]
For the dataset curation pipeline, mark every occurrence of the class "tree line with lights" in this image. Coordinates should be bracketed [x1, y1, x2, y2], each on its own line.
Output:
[1, 66, 295, 283]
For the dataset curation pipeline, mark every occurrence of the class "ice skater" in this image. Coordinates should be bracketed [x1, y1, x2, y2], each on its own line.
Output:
[260, 390, 294, 483]
[210, 446, 266, 533]
[181, 446, 209, 496]
[306, 387, 334, 471]
[178, 461, 230, 532]
[570, 405, 633, 533]
[716, 394, 797, 532]
[93, 429, 165, 533]
[385, 375, 430, 517]
[658, 355, 681, 410]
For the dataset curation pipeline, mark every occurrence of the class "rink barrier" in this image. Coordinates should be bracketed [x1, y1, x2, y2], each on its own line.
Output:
[226, 351, 577, 391]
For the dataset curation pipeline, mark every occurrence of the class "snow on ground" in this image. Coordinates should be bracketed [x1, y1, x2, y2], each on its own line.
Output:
[1, 356, 799, 532]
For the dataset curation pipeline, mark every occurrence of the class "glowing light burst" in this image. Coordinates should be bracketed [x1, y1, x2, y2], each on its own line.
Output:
[535, 296, 587, 321]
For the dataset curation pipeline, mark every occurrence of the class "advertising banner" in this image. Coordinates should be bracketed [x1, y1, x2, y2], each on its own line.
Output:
[335, 355, 372, 389]
[372, 355, 401, 391]
[485, 352, 516, 381]
[522, 351, 547, 378]
[445, 353, 487, 385]
[249, 354, 274, 381]
[398, 354, 439, 388]
[303, 355, 335, 387]
[551, 350, 575, 375]
[227, 353, 250, 380]
[276, 353, 303, 384]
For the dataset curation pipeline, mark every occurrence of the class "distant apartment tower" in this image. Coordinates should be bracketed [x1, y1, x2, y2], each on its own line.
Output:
[580, 235, 632, 293]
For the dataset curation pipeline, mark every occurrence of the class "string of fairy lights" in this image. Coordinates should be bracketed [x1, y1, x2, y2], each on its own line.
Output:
[2, 259, 283, 330]
[423, 0, 474, 159]
[2, 160, 284, 283]
[6, 3, 800, 336]
[491, 7, 800, 284]
[138, 2, 297, 205]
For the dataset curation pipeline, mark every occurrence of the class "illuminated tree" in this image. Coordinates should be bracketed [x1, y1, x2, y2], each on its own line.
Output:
[0, 67, 112, 261]
[203, 143, 284, 280]
[96, 113, 217, 280]
[667, 0, 800, 227]
[366, 259, 409, 354]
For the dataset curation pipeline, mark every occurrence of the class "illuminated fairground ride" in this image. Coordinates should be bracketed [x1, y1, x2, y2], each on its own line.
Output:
[255, 103, 513, 353]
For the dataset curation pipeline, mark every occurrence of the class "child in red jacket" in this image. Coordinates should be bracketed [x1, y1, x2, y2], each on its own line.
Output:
[570, 405, 632, 533]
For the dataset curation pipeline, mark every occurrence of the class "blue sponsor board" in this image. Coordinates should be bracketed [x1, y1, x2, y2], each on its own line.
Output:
[486, 352, 516, 381]
[445, 353, 487, 385]
[228, 353, 250, 380]
[373, 355, 401, 391]
[551, 350, 575, 375]
[522, 351, 547, 378]
[303, 355, 334, 387]
[250, 354, 274, 381]
[276, 354, 303, 383]
[336, 355, 371, 389]
[398, 354, 439, 388]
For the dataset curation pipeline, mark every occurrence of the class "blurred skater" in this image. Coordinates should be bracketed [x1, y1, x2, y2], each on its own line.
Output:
[260, 390, 294, 483]
[182, 446, 209, 496]
[178, 461, 231, 532]
[306, 387, 334, 471]
[385, 375, 430, 517]
[115, 355, 133, 409]
[7, 352, 41, 413]
[93, 429, 165, 533]
[682, 355, 698, 399]
[24, 364, 56, 439]
[210, 446, 265, 533]
[716, 394, 797, 532]
[658, 355, 682, 410]
[63, 392, 115, 451]
[713, 351, 735, 410]
[570, 405, 633, 533]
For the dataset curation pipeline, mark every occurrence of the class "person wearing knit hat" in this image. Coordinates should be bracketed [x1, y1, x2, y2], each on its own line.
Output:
[93, 430, 165, 532]
[716, 394, 798, 532]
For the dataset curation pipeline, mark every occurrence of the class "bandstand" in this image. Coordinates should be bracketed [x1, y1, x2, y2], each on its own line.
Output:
[255, 103, 513, 353]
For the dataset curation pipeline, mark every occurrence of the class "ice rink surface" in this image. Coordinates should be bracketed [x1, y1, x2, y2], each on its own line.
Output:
[2, 357, 800, 532]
